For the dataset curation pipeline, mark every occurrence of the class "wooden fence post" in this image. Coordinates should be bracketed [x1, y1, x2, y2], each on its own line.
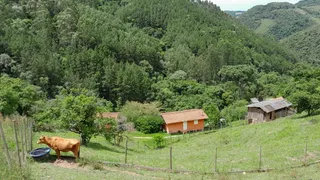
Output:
[259, 145, 262, 170]
[23, 117, 28, 152]
[13, 120, 22, 167]
[214, 147, 218, 173]
[0, 118, 12, 169]
[20, 119, 25, 162]
[125, 138, 128, 164]
[170, 147, 172, 170]
[304, 141, 308, 166]
[29, 119, 33, 151]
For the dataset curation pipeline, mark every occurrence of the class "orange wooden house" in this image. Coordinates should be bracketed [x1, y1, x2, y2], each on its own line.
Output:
[161, 109, 208, 134]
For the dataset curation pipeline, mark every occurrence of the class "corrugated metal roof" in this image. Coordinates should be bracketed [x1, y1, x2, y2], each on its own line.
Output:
[161, 109, 208, 124]
[250, 98, 259, 104]
[247, 98, 292, 113]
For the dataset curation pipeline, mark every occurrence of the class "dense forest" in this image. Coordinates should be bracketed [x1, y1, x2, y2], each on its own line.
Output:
[1, 0, 320, 142]
[238, 0, 320, 64]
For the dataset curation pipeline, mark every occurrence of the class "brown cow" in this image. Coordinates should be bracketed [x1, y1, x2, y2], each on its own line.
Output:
[37, 136, 80, 159]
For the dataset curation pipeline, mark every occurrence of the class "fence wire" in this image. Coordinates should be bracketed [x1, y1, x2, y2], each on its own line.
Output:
[118, 134, 320, 174]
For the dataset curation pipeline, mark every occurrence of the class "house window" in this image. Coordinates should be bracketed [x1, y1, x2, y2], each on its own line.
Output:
[194, 120, 198, 125]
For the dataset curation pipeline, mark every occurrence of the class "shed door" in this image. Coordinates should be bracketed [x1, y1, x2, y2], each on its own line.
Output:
[183, 121, 187, 130]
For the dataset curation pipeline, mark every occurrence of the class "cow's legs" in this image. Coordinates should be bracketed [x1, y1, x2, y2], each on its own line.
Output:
[55, 150, 61, 159]
[72, 143, 80, 159]
[72, 150, 78, 158]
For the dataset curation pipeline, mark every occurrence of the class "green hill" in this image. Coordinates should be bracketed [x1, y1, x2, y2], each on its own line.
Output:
[297, 0, 320, 7]
[282, 25, 320, 64]
[0, 0, 297, 102]
[239, 1, 320, 63]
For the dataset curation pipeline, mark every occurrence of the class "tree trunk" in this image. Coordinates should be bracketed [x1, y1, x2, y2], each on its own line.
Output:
[80, 133, 89, 146]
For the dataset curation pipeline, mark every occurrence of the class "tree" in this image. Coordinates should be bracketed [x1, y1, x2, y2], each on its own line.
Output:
[0, 54, 16, 75]
[57, 89, 98, 145]
[203, 104, 220, 128]
[95, 117, 117, 141]
[290, 90, 320, 115]
[135, 115, 164, 134]
[218, 65, 258, 98]
[287, 79, 320, 115]
[0, 76, 42, 116]
[221, 100, 248, 123]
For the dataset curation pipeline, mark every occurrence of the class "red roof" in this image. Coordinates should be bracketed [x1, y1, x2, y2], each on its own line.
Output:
[161, 109, 208, 124]
[97, 112, 119, 119]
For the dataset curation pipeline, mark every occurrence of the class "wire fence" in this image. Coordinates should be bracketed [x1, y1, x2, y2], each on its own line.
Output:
[108, 132, 320, 174]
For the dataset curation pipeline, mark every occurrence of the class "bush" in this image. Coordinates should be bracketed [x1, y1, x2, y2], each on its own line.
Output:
[221, 100, 248, 123]
[135, 115, 164, 134]
[203, 104, 220, 128]
[95, 117, 117, 141]
[120, 102, 159, 123]
[153, 134, 165, 148]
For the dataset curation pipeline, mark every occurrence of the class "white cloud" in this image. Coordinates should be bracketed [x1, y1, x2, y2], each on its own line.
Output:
[210, 0, 300, 11]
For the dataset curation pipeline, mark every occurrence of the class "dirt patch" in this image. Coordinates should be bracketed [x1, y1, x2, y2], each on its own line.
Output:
[53, 159, 80, 169]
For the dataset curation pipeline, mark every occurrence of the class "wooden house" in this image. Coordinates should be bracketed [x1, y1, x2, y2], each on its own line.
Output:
[161, 109, 208, 134]
[247, 97, 293, 124]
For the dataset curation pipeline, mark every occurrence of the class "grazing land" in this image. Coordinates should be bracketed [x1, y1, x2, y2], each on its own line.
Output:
[3, 113, 319, 179]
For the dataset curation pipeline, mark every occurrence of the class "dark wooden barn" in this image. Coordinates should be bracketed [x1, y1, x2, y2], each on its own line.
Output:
[246, 97, 294, 124]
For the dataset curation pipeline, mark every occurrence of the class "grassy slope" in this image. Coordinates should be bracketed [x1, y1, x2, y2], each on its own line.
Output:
[25, 113, 320, 179]
[2, 114, 320, 179]
[255, 19, 276, 34]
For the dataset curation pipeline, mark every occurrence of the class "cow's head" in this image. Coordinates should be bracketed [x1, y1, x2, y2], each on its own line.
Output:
[37, 136, 46, 144]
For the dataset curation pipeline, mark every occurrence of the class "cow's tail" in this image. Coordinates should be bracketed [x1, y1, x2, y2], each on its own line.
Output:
[78, 142, 80, 158]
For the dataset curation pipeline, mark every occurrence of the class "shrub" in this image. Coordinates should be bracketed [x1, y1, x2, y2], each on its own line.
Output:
[221, 100, 248, 123]
[153, 134, 165, 148]
[135, 115, 164, 134]
[95, 117, 117, 141]
[203, 104, 220, 128]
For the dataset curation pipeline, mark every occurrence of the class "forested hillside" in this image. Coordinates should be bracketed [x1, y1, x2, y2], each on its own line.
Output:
[1, 0, 319, 128]
[239, 0, 320, 64]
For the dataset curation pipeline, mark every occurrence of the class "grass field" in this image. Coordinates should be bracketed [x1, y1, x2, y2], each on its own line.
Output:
[2, 113, 320, 179]
[255, 19, 276, 34]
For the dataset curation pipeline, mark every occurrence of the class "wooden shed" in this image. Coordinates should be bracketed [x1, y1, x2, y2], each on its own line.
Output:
[161, 109, 208, 134]
[246, 97, 293, 124]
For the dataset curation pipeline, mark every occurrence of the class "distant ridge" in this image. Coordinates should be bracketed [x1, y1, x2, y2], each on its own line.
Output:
[238, 0, 320, 64]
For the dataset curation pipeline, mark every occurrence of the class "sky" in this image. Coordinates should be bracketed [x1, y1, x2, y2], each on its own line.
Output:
[210, 0, 300, 11]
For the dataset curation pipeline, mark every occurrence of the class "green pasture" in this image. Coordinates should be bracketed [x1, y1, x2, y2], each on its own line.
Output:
[2, 113, 320, 179]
